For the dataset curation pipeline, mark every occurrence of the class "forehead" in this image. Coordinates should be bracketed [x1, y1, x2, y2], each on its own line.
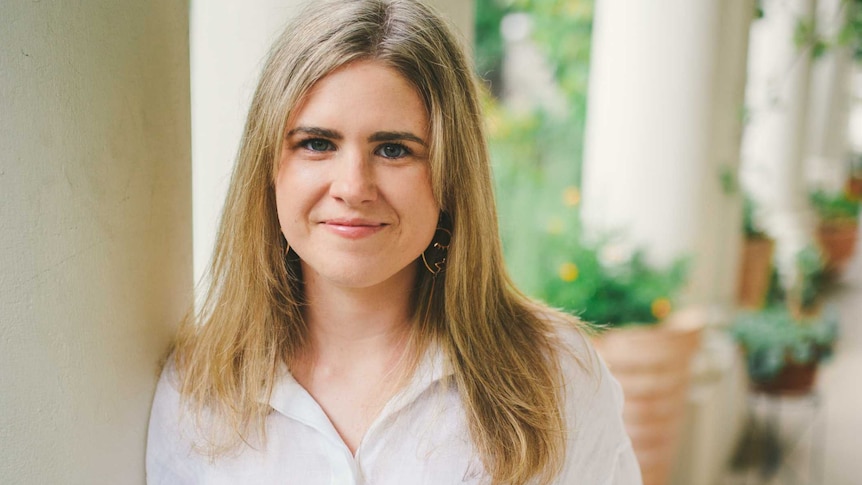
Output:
[288, 60, 429, 133]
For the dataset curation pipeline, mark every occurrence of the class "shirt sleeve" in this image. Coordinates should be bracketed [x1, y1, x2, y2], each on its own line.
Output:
[605, 441, 643, 485]
[145, 363, 197, 485]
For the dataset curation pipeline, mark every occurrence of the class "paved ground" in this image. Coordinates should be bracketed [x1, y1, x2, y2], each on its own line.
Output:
[820, 236, 862, 485]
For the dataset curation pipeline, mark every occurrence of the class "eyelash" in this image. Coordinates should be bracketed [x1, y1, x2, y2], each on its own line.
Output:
[296, 138, 413, 159]
[298, 138, 335, 152]
[376, 143, 411, 159]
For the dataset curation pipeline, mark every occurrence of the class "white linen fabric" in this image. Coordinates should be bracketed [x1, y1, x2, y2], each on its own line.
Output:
[146, 329, 643, 484]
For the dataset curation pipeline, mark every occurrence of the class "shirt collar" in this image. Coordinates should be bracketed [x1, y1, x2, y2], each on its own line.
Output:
[265, 341, 454, 422]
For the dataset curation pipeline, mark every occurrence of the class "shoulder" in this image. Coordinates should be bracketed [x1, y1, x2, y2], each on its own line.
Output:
[146, 358, 204, 484]
[526, 306, 618, 416]
[531, 306, 601, 381]
[532, 308, 644, 484]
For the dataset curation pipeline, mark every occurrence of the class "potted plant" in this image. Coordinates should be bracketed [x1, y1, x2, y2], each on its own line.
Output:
[538, 227, 699, 485]
[730, 244, 838, 395]
[539, 236, 689, 327]
[737, 197, 775, 309]
[730, 305, 838, 395]
[810, 189, 860, 274]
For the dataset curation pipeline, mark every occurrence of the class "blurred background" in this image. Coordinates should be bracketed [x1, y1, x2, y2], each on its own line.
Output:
[1, 0, 859, 484]
[477, 1, 862, 484]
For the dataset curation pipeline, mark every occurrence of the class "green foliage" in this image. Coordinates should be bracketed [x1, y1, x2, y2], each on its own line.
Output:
[795, 245, 829, 311]
[719, 165, 739, 196]
[515, 186, 691, 329]
[538, 228, 689, 328]
[474, 0, 513, 93]
[476, 0, 594, 292]
[731, 243, 837, 384]
[840, 0, 862, 61]
[511, 0, 594, 110]
[794, 18, 829, 59]
[809, 189, 861, 222]
[786, 1, 862, 61]
[475, 0, 689, 328]
[743, 197, 766, 238]
[484, 99, 584, 292]
[762, 245, 829, 313]
[474, 0, 593, 98]
[730, 305, 838, 382]
[750, 0, 862, 66]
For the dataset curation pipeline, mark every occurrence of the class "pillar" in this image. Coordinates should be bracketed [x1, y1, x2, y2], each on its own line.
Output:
[0, 1, 192, 483]
[581, 0, 744, 307]
[805, 0, 853, 191]
[741, 0, 818, 286]
[581, 2, 755, 484]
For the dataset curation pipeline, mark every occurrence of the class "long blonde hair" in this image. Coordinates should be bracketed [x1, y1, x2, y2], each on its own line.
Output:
[174, 1, 577, 483]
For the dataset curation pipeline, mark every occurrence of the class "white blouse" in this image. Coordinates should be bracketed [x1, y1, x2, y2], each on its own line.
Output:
[146, 329, 643, 484]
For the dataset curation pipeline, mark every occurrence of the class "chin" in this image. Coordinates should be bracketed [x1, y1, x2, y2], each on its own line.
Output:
[303, 259, 419, 291]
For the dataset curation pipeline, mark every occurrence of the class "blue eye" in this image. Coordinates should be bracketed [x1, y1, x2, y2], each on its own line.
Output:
[377, 143, 410, 159]
[301, 139, 334, 152]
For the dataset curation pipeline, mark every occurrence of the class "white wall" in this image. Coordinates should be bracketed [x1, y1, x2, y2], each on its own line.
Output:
[191, 0, 474, 284]
[0, 1, 192, 484]
[190, 0, 305, 286]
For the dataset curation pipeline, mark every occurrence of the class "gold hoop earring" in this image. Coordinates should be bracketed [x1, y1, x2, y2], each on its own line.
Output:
[421, 227, 451, 275]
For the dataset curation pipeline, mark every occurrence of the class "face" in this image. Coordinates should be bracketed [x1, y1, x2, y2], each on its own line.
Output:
[276, 60, 439, 292]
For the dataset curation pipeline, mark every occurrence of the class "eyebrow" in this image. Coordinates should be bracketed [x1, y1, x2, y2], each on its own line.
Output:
[369, 131, 427, 147]
[287, 126, 427, 147]
[286, 126, 342, 139]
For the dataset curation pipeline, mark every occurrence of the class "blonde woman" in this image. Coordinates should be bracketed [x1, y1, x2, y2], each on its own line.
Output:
[146, 1, 641, 483]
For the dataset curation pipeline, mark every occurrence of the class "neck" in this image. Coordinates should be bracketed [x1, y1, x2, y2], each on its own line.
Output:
[298, 263, 418, 369]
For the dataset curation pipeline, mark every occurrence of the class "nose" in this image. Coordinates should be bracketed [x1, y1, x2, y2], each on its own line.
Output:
[328, 149, 377, 206]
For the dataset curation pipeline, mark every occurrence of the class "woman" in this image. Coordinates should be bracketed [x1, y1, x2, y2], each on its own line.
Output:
[146, 0, 641, 484]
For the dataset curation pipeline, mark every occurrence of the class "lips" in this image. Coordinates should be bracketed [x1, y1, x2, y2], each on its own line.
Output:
[321, 218, 388, 239]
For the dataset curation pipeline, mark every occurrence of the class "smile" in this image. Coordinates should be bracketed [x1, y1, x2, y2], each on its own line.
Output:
[322, 219, 388, 239]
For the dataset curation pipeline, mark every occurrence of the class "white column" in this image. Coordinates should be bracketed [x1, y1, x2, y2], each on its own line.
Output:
[741, 0, 818, 285]
[692, 0, 756, 310]
[191, 0, 474, 286]
[805, 0, 853, 191]
[581, 0, 727, 303]
[582, 3, 755, 485]
[0, 1, 191, 483]
[670, 2, 757, 483]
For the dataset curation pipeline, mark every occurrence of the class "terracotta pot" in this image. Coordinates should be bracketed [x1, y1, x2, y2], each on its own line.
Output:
[816, 219, 859, 274]
[592, 311, 704, 485]
[751, 361, 818, 396]
[736, 237, 774, 309]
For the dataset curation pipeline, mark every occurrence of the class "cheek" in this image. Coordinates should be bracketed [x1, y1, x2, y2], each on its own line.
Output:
[274, 191, 291, 237]
[274, 168, 299, 236]
[403, 177, 440, 240]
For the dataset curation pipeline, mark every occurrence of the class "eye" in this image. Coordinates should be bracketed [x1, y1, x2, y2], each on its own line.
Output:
[376, 143, 410, 159]
[300, 138, 335, 152]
